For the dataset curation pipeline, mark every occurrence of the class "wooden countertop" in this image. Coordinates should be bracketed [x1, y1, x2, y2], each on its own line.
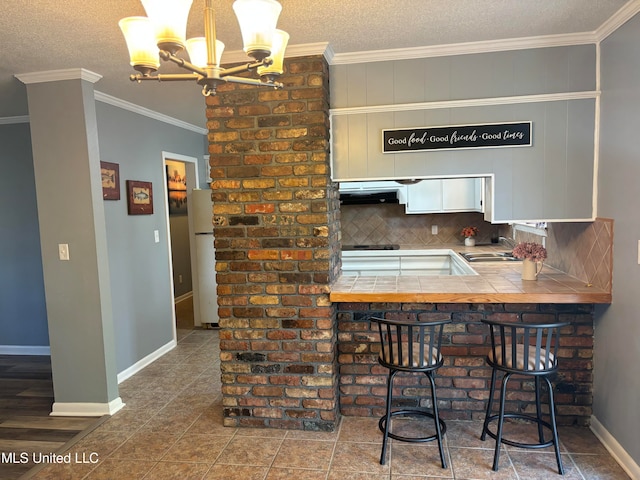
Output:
[330, 245, 611, 304]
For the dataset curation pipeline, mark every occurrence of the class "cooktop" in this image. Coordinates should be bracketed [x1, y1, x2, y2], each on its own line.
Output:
[342, 244, 400, 251]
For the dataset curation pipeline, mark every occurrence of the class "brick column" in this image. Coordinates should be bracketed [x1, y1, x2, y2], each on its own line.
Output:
[207, 55, 340, 430]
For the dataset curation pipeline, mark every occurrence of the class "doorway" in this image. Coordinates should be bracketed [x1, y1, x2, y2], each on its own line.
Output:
[161, 152, 200, 338]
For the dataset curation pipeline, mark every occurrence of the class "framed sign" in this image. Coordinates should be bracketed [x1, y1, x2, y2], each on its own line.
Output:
[100, 161, 120, 200]
[126, 180, 153, 215]
[382, 121, 532, 153]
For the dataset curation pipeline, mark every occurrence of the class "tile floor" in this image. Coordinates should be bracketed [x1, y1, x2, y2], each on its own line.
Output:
[26, 326, 630, 480]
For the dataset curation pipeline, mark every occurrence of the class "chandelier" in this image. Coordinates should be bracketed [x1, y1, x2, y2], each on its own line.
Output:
[119, 0, 289, 96]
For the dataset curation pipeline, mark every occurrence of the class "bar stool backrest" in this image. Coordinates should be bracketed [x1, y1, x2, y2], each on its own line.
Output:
[370, 317, 451, 372]
[482, 320, 569, 374]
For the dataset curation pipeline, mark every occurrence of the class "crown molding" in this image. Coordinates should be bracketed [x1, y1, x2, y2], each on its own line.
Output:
[0, 115, 30, 125]
[595, 0, 640, 41]
[221, 42, 333, 64]
[329, 2, 640, 65]
[330, 31, 597, 65]
[15, 68, 102, 85]
[285, 42, 333, 61]
[94, 91, 207, 135]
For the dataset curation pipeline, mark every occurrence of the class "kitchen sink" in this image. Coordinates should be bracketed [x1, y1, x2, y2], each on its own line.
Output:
[460, 252, 522, 262]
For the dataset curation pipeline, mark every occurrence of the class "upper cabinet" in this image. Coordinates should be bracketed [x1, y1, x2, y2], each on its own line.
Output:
[405, 178, 482, 214]
[329, 45, 598, 223]
[442, 178, 482, 212]
[405, 180, 442, 213]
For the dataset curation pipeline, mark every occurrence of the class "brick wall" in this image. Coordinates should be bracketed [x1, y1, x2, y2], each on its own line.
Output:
[206, 55, 341, 430]
[338, 302, 594, 426]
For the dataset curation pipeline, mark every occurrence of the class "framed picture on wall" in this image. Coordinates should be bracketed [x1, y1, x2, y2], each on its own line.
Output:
[100, 161, 120, 200]
[166, 160, 188, 215]
[126, 180, 153, 215]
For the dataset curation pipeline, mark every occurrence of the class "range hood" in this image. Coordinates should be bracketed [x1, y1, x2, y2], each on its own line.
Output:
[340, 191, 399, 205]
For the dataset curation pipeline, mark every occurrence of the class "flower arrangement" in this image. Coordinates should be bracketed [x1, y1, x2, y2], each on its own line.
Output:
[512, 242, 547, 262]
[460, 226, 479, 238]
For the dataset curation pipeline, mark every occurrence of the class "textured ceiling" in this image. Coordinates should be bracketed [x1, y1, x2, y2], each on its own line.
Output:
[0, 0, 631, 128]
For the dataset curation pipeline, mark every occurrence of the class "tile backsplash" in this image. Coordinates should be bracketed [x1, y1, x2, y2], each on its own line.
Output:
[513, 218, 613, 292]
[340, 204, 499, 247]
[340, 205, 613, 292]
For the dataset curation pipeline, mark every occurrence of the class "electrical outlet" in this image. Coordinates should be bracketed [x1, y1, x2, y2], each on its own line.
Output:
[178, 274, 183, 284]
[58, 243, 69, 261]
[432, 225, 438, 235]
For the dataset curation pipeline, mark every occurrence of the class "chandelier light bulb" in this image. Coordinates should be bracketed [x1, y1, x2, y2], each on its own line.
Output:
[118, 17, 160, 74]
[141, 0, 193, 54]
[258, 29, 289, 77]
[233, 0, 282, 60]
[186, 38, 225, 68]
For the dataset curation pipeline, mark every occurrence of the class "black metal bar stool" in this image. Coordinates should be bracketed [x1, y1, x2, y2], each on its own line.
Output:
[480, 319, 569, 475]
[370, 317, 451, 468]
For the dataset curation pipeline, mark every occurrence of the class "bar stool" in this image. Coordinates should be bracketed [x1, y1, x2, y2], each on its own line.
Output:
[480, 319, 569, 474]
[370, 317, 451, 468]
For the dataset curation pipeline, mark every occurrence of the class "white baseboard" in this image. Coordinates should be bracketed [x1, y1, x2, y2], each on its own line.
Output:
[175, 291, 193, 304]
[591, 415, 640, 480]
[116, 338, 177, 384]
[0, 345, 50, 355]
[50, 397, 125, 417]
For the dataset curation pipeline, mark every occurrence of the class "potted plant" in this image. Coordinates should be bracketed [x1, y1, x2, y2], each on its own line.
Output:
[512, 242, 547, 280]
[461, 226, 479, 247]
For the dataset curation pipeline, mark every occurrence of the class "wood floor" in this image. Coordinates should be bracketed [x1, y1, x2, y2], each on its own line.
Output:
[0, 355, 104, 479]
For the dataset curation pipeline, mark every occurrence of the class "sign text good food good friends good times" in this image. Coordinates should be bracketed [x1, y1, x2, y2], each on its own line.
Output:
[382, 122, 531, 153]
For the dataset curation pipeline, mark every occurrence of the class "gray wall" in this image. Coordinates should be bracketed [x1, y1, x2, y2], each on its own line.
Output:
[96, 101, 206, 372]
[330, 45, 597, 222]
[331, 46, 596, 108]
[0, 99, 206, 378]
[0, 123, 49, 347]
[595, 14, 640, 466]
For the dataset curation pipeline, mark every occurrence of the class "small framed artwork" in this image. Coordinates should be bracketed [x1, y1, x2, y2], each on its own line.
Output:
[126, 180, 154, 215]
[100, 161, 120, 200]
[166, 160, 188, 216]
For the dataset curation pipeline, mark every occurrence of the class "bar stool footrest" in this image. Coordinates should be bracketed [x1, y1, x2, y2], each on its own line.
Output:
[483, 413, 555, 449]
[379, 409, 447, 444]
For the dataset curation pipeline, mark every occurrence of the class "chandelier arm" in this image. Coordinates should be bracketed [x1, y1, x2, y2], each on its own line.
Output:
[222, 75, 282, 89]
[219, 60, 270, 78]
[160, 50, 208, 77]
[129, 74, 204, 82]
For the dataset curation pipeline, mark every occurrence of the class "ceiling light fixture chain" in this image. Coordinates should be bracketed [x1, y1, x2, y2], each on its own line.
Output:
[119, 0, 289, 97]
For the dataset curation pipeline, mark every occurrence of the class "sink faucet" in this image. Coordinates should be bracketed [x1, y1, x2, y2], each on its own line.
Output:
[499, 236, 516, 249]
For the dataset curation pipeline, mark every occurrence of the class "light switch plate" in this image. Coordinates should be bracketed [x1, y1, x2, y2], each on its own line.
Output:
[154, 230, 160, 243]
[432, 225, 438, 235]
[58, 243, 69, 261]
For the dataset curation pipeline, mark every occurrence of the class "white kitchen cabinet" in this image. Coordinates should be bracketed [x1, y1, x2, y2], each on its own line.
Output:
[405, 180, 443, 213]
[405, 178, 482, 214]
[442, 178, 482, 212]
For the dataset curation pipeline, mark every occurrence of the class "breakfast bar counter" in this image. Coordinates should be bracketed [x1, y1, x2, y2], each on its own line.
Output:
[332, 244, 606, 424]
[330, 245, 611, 304]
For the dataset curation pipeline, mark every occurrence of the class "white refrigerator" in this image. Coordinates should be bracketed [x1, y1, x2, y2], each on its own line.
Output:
[190, 188, 219, 327]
